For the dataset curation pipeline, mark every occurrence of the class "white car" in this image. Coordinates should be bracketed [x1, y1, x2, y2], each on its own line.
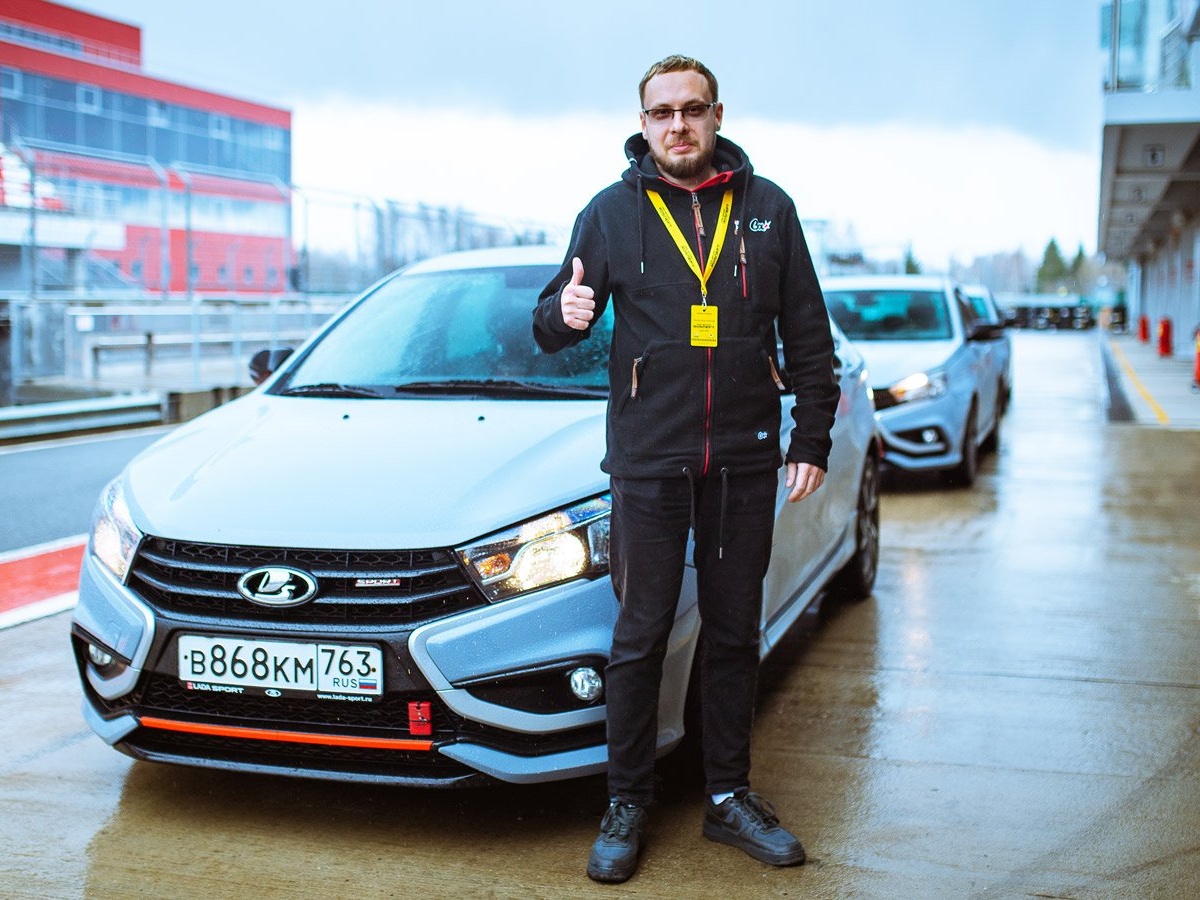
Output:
[71, 245, 881, 788]
[822, 275, 1006, 487]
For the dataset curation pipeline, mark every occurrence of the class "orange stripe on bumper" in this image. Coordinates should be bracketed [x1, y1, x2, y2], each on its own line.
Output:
[138, 716, 435, 752]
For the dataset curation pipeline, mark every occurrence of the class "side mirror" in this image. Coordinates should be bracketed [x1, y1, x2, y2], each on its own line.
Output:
[249, 347, 294, 385]
[966, 322, 1005, 342]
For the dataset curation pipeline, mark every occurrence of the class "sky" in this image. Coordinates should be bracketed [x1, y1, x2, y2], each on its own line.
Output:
[76, 0, 1105, 271]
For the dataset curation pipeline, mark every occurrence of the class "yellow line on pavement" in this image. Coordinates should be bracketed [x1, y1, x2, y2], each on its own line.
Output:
[1109, 338, 1170, 425]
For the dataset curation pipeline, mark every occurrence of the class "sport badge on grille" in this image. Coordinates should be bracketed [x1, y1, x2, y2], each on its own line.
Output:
[236, 566, 318, 607]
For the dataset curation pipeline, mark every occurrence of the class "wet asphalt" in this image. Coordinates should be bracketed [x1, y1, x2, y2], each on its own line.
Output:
[0, 329, 1197, 898]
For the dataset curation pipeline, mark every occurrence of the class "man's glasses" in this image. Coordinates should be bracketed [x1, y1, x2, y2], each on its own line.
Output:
[641, 102, 716, 124]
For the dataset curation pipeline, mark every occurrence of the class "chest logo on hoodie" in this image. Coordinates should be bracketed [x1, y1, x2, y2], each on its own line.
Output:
[749, 218, 772, 233]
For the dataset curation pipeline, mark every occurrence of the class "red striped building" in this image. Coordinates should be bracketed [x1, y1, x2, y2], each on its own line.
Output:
[0, 0, 292, 295]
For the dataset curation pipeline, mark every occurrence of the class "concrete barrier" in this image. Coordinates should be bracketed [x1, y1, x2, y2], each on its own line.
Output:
[165, 386, 249, 423]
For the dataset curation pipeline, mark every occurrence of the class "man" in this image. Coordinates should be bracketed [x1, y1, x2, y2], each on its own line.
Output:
[532, 55, 838, 884]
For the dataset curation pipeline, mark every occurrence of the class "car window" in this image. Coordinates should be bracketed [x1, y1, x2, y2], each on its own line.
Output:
[278, 265, 612, 393]
[824, 289, 953, 341]
[964, 290, 1002, 325]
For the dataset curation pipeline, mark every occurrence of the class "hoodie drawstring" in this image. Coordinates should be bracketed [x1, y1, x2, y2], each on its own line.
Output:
[682, 467, 697, 537]
[631, 159, 647, 275]
[686, 467, 730, 561]
[718, 467, 729, 560]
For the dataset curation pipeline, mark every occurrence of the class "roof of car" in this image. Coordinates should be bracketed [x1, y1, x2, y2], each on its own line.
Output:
[820, 274, 955, 292]
[959, 283, 993, 297]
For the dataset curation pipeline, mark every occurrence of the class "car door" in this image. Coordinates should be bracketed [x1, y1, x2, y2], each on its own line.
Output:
[760, 323, 865, 639]
[954, 287, 1000, 438]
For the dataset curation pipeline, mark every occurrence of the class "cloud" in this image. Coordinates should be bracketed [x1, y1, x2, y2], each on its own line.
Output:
[291, 97, 1099, 271]
[738, 119, 1100, 269]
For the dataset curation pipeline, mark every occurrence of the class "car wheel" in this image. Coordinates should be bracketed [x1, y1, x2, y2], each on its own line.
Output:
[981, 390, 1002, 455]
[829, 451, 881, 602]
[944, 405, 978, 488]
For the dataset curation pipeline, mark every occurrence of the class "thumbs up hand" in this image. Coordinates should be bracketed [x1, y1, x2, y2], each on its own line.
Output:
[561, 257, 595, 331]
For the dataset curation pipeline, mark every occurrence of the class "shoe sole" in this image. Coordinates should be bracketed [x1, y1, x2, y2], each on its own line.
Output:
[702, 821, 806, 866]
[586, 861, 637, 883]
[587, 844, 642, 883]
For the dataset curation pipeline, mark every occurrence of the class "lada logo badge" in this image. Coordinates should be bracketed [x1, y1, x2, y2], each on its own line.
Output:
[236, 566, 318, 607]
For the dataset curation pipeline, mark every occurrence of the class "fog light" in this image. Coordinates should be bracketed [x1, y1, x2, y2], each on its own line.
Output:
[568, 667, 603, 703]
[88, 644, 115, 667]
[921, 428, 939, 444]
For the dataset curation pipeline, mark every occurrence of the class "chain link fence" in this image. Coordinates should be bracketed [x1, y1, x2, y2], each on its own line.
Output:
[0, 169, 566, 402]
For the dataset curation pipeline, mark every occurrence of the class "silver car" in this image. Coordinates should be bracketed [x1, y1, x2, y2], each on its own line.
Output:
[961, 283, 1013, 415]
[822, 275, 1006, 487]
[72, 245, 880, 788]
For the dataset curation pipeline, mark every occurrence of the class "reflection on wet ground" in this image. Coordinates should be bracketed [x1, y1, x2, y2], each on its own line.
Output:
[2, 331, 1197, 897]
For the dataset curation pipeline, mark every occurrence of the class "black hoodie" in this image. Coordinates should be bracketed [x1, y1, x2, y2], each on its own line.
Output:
[533, 133, 838, 479]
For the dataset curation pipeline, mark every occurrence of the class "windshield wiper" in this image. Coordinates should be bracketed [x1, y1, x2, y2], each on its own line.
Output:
[280, 383, 385, 398]
[392, 379, 606, 398]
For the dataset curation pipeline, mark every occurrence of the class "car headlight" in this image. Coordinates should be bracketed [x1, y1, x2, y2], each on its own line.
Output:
[90, 479, 144, 583]
[888, 370, 948, 405]
[458, 495, 611, 601]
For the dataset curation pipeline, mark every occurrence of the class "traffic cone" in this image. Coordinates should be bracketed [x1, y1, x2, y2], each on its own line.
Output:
[1193, 329, 1200, 391]
[1157, 318, 1173, 357]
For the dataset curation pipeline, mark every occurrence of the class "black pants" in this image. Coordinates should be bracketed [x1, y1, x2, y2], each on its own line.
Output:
[606, 469, 778, 805]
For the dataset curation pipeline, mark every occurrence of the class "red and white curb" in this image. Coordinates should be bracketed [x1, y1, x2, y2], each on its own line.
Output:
[0, 535, 86, 629]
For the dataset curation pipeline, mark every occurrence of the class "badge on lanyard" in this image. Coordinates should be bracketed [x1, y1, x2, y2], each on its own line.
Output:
[646, 188, 734, 349]
[691, 304, 718, 347]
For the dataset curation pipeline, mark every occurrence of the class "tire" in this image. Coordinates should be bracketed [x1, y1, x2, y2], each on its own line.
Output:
[829, 451, 881, 602]
[944, 405, 978, 488]
[981, 390, 1003, 455]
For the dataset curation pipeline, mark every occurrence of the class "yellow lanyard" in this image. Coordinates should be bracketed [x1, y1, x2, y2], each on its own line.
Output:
[646, 188, 733, 305]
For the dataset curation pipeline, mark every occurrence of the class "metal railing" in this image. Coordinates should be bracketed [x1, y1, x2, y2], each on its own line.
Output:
[61, 295, 344, 386]
[1, 292, 350, 392]
[0, 392, 163, 442]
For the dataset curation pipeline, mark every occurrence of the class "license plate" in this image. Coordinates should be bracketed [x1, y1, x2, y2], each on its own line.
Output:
[177, 634, 384, 701]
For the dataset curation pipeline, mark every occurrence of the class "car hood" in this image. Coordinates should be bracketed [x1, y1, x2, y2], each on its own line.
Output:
[853, 340, 960, 388]
[122, 395, 608, 549]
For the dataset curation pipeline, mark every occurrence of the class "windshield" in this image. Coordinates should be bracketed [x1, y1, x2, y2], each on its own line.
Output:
[276, 264, 611, 396]
[824, 289, 953, 341]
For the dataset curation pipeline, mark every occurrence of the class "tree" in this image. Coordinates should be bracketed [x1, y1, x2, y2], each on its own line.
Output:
[1036, 239, 1070, 292]
[904, 246, 921, 274]
[1070, 245, 1087, 280]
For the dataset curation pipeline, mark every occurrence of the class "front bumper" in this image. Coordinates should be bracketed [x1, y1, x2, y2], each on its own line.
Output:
[72, 548, 698, 786]
[874, 398, 965, 472]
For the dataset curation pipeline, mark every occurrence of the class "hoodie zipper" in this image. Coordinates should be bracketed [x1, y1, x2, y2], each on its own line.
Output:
[693, 191, 714, 476]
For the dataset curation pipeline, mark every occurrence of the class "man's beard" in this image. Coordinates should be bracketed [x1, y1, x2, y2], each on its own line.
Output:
[651, 143, 714, 182]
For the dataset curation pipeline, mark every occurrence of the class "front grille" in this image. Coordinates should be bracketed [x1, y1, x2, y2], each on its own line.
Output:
[128, 674, 458, 735]
[97, 668, 466, 778]
[130, 537, 486, 625]
[90, 666, 605, 779]
[93, 670, 603, 758]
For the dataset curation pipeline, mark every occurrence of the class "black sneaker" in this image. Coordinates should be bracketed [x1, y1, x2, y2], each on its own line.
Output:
[586, 800, 647, 883]
[703, 789, 806, 866]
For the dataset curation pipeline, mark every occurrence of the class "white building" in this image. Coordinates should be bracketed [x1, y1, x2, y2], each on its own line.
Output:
[1098, 0, 1200, 352]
